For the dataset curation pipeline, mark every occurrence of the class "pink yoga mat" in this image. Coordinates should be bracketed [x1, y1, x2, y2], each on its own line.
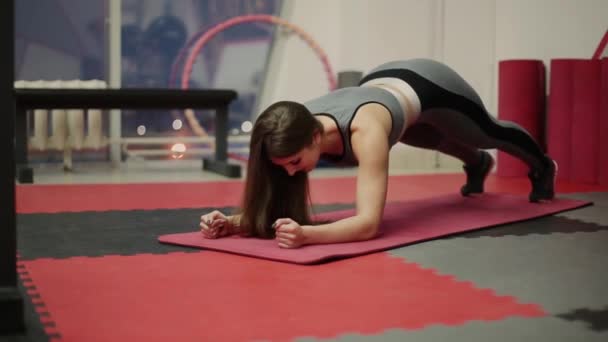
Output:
[158, 193, 589, 264]
[497, 60, 545, 177]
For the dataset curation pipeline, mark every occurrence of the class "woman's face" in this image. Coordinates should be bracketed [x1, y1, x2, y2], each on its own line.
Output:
[270, 133, 321, 176]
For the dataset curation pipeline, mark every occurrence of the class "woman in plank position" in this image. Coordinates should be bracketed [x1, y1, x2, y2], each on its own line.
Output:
[200, 58, 557, 248]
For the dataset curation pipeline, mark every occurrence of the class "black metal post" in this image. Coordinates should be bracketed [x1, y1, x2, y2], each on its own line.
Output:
[0, 0, 25, 333]
[215, 106, 228, 161]
[15, 104, 33, 183]
[203, 106, 241, 178]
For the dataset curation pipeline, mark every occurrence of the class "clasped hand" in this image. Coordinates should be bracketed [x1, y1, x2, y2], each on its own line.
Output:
[200, 212, 307, 249]
[200, 210, 232, 239]
[273, 218, 307, 249]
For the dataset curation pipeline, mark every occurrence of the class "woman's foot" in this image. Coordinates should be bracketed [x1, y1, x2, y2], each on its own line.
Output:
[461, 150, 494, 196]
[528, 158, 558, 202]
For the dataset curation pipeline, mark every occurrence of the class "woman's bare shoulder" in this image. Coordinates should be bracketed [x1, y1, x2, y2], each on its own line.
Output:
[351, 103, 392, 137]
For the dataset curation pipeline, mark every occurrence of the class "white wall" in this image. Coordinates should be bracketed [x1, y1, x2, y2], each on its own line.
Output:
[338, 0, 440, 71]
[257, 0, 343, 106]
[259, 0, 607, 114]
[495, 0, 607, 63]
[256, 0, 607, 170]
[258, 0, 441, 111]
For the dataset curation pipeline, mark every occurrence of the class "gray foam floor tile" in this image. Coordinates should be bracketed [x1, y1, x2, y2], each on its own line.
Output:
[558, 192, 608, 226]
[387, 230, 608, 314]
[297, 316, 608, 342]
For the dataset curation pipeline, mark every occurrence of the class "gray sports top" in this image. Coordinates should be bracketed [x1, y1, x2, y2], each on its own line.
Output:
[303, 86, 405, 166]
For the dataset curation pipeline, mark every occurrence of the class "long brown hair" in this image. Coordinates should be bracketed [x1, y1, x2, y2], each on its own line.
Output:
[238, 101, 323, 238]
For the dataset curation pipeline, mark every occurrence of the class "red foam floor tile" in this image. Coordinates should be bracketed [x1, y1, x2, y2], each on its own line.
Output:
[20, 252, 545, 342]
[16, 174, 607, 214]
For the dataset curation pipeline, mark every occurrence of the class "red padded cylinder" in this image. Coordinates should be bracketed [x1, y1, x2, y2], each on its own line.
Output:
[570, 59, 601, 184]
[497, 60, 545, 177]
[547, 59, 577, 181]
[599, 58, 608, 185]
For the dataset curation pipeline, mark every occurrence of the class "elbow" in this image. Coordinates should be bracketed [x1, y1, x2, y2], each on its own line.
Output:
[358, 222, 380, 241]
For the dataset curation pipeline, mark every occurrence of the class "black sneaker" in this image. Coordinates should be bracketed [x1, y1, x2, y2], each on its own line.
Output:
[528, 158, 558, 202]
[461, 150, 494, 196]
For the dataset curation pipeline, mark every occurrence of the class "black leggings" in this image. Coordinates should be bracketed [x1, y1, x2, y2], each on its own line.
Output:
[359, 59, 548, 170]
